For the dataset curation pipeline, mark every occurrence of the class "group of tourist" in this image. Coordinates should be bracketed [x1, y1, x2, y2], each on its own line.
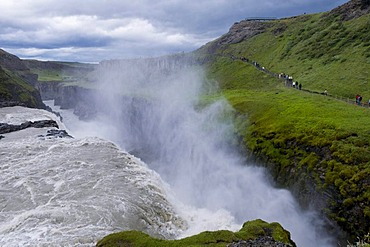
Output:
[234, 55, 369, 108]
[278, 73, 302, 90]
[239, 55, 304, 90]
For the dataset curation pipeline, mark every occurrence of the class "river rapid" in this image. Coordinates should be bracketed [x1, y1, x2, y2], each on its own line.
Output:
[0, 106, 185, 246]
[0, 57, 335, 246]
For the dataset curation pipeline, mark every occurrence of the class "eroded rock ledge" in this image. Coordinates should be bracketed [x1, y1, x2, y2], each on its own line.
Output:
[0, 120, 59, 134]
[0, 119, 73, 139]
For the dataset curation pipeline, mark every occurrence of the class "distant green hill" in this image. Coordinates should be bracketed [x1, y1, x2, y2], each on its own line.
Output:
[23, 59, 96, 83]
[195, 0, 370, 242]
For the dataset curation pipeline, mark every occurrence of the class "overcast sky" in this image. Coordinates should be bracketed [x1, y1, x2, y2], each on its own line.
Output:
[0, 0, 348, 63]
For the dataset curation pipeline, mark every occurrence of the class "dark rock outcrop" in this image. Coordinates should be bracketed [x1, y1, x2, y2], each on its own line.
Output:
[0, 120, 59, 135]
[0, 101, 27, 108]
[219, 20, 271, 45]
[327, 0, 370, 20]
[201, 20, 271, 54]
[0, 120, 73, 139]
[43, 129, 73, 138]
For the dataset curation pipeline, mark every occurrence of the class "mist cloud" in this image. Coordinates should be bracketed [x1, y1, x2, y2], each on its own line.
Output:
[0, 0, 348, 62]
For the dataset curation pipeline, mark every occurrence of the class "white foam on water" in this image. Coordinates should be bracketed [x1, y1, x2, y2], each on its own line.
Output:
[0, 107, 185, 246]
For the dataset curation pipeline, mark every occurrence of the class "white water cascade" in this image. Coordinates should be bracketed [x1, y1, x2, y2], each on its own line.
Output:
[0, 56, 336, 246]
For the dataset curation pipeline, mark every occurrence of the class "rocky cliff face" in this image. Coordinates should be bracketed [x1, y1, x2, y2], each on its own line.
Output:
[54, 85, 97, 120]
[219, 20, 270, 46]
[199, 20, 271, 55]
[327, 0, 370, 20]
[38, 81, 97, 121]
[37, 81, 62, 100]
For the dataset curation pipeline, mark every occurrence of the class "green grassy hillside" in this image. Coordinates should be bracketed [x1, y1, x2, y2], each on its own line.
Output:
[229, 13, 369, 100]
[0, 66, 45, 108]
[0, 49, 46, 108]
[196, 1, 370, 242]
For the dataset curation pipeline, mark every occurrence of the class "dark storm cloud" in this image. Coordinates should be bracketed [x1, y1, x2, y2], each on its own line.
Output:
[0, 0, 349, 62]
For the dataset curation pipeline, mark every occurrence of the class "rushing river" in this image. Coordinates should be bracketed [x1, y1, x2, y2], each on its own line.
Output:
[0, 107, 185, 246]
[0, 57, 335, 246]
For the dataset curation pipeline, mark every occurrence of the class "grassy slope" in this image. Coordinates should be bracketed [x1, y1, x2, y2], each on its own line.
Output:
[197, 11, 370, 239]
[224, 13, 370, 100]
[97, 219, 295, 247]
[0, 66, 43, 108]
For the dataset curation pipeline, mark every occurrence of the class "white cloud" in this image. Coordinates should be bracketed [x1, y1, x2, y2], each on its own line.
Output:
[0, 0, 348, 62]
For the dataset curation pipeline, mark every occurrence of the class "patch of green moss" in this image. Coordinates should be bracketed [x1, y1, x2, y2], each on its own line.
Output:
[96, 219, 296, 247]
[237, 219, 294, 244]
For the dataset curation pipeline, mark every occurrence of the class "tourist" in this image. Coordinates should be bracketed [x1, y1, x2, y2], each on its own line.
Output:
[287, 76, 293, 87]
[356, 95, 362, 105]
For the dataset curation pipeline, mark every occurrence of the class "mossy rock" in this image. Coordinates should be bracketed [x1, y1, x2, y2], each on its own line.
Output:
[96, 219, 296, 247]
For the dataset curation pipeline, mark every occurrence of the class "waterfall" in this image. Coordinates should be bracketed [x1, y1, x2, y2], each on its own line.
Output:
[67, 56, 334, 247]
[0, 55, 336, 246]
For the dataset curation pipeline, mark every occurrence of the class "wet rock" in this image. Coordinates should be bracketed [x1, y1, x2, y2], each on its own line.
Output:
[0, 120, 59, 134]
[32, 120, 58, 128]
[45, 129, 73, 138]
[0, 101, 27, 108]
